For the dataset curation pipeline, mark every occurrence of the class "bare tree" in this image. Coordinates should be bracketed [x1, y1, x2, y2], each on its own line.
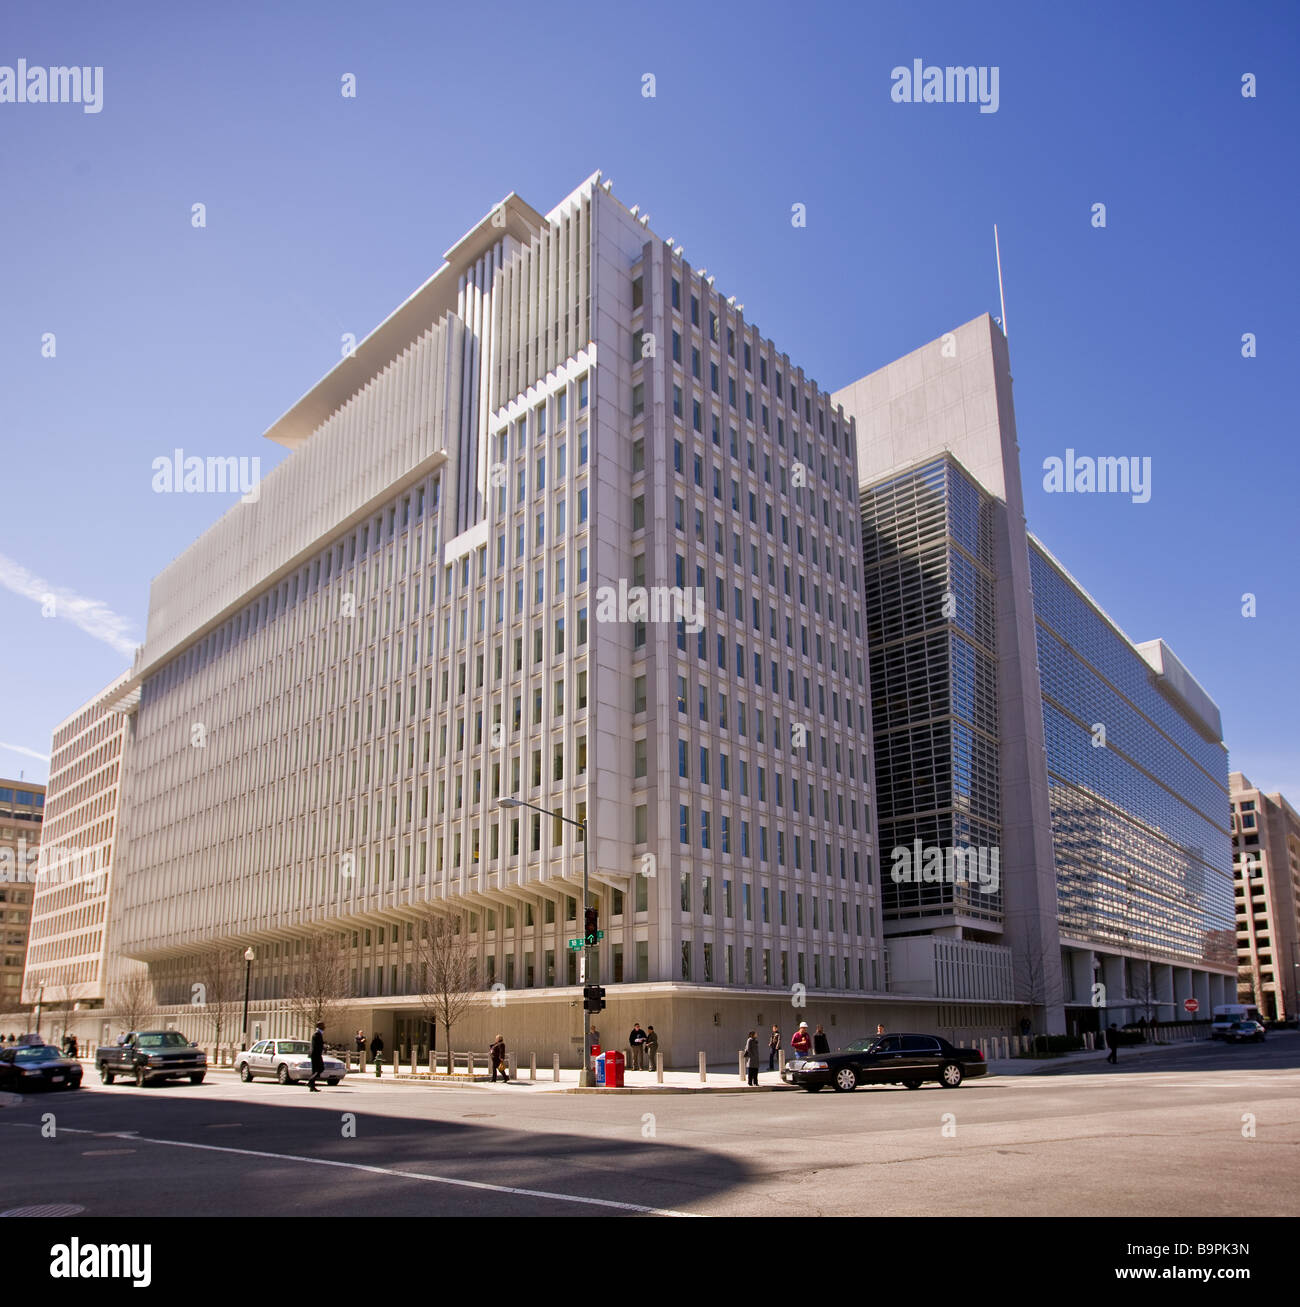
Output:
[284, 933, 351, 1037]
[112, 968, 155, 1033]
[197, 948, 244, 1062]
[414, 910, 477, 1072]
[1011, 927, 1066, 1048]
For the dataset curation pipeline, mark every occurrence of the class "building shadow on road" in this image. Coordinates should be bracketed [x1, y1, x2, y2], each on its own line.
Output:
[0, 1085, 752, 1217]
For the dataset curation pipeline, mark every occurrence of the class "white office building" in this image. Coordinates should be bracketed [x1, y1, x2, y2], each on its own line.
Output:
[105, 173, 888, 1063]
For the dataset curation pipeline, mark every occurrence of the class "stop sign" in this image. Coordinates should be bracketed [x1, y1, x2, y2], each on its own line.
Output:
[1184, 998, 1199, 1014]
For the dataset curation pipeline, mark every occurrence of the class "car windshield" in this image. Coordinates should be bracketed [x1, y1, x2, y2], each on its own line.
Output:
[844, 1038, 883, 1053]
[278, 1042, 311, 1055]
[136, 1032, 190, 1049]
[16, 1047, 61, 1063]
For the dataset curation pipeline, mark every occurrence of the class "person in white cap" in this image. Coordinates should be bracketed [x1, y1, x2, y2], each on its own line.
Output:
[791, 1021, 812, 1060]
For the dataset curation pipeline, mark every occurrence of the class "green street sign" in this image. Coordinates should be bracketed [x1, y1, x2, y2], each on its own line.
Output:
[567, 938, 583, 950]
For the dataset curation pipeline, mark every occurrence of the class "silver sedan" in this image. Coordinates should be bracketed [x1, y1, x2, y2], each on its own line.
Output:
[235, 1039, 348, 1085]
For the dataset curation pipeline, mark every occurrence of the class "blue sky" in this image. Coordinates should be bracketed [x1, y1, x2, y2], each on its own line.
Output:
[1, 1, 1296, 798]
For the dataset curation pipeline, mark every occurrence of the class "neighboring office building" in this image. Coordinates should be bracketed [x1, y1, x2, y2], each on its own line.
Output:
[835, 314, 1236, 1035]
[21, 672, 137, 1047]
[0, 779, 44, 1014]
[1230, 772, 1300, 1020]
[102, 172, 891, 1062]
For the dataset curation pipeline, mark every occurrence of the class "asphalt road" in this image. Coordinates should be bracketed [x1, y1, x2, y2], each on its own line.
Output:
[2, 1034, 1297, 1218]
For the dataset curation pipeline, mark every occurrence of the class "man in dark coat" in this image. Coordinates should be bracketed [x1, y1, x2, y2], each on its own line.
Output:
[1105, 1024, 1119, 1064]
[308, 1021, 326, 1092]
[813, 1024, 830, 1054]
[743, 1031, 761, 1086]
[489, 1033, 509, 1082]
[628, 1022, 648, 1070]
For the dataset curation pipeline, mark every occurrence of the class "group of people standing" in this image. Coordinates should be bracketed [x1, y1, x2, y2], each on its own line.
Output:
[625, 1022, 660, 1070]
[740, 1021, 888, 1084]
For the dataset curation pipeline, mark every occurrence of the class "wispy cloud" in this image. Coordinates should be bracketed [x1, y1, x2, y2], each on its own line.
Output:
[0, 742, 50, 764]
[0, 553, 138, 658]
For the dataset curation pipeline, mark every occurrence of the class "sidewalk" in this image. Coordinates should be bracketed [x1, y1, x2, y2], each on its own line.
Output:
[985, 1039, 1208, 1076]
[197, 1039, 1207, 1093]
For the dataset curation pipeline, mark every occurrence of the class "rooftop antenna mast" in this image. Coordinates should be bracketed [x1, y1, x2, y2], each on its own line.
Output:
[993, 223, 1008, 342]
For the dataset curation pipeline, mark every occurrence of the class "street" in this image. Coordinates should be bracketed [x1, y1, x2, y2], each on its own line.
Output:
[2, 1034, 1297, 1218]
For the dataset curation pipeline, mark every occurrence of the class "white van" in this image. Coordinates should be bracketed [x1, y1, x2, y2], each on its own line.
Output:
[1210, 1004, 1262, 1038]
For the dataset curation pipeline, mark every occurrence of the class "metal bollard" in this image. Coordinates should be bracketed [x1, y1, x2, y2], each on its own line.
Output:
[738, 1052, 745, 1080]
[467, 1053, 475, 1077]
[778, 1049, 786, 1073]
[507, 1052, 517, 1080]
[552, 1053, 560, 1082]
[360, 1052, 367, 1074]
[428, 1051, 435, 1076]
[699, 1052, 707, 1083]
[529, 1052, 537, 1081]
[657, 1057, 664, 1084]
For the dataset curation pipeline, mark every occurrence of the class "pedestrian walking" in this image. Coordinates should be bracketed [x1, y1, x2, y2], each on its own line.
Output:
[489, 1033, 509, 1082]
[743, 1031, 761, 1086]
[791, 1021, 812, 1060]
[308, 1021, 326, 1092]
[355, 1029, 365, 1054]
[645, 1025, 659, 1071]
[1105, 1024, 1119, 1064]
[66, 1034, 78, 1058]
[813, 1024, 830, 1055]
[767, 1025, 781, 1071]
[628, 1022, 648, 1071]
[370, 1032, 384, 1076]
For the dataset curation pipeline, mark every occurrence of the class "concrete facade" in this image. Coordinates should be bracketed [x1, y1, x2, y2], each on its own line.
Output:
[20, 674, 141, 1050]
[98, 173, 912, 1059]
[0, 777, 44, 1016]
[1230, 771, 1300, 1020]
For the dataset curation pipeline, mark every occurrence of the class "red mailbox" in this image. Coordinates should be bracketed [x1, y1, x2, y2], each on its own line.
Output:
[604, 1049, 625, 1087]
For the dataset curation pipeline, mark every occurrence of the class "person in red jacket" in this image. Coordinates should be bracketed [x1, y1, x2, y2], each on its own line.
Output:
[791, 1021, 812, 1060]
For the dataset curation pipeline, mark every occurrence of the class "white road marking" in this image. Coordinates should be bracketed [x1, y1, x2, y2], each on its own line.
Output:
[1, 1123, 699, 1217]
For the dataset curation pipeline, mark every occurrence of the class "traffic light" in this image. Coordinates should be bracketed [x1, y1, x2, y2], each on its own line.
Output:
[583, 984, 606, 1014]
[584, 906, 598, 946]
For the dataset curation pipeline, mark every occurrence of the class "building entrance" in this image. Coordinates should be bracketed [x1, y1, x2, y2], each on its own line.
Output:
[393, 1014, 436, 1060]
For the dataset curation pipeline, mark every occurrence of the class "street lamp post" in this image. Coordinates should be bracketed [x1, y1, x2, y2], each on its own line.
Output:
[241, 948, 255, 1050]
[33, 981, 45, 1039]
[500, 797, 592, 1085]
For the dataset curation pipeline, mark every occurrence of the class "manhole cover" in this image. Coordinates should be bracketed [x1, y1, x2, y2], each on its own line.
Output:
[461, 1113, 495, 1119]
[81, 1149, 136, 1156]
[1, 1204, 86, 1218]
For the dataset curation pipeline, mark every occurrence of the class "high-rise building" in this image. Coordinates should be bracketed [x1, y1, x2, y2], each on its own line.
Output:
[836, 314, 1236, 1034]
[1230, 772, 1300, 1020]
[103, 173, 883, 1060]
[0, 778, 44, 1014]
[21, 674, 134, 1041]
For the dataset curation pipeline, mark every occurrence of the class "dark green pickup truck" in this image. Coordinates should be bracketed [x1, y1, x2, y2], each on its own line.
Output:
[97, 1030, 207, 1086]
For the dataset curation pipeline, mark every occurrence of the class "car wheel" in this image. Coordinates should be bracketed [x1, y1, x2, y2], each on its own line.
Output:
[326, 1078, 339, 1086]
[939, 1062, 963, 1088]
[239, 1063, 253, 1082]
[904, 1080, 923, 1090]
[67, 1080, 81, 1091]
[134, 1066, 147, 1088]
[189, 1073, 205, 1085]
[277, 1064, 292, 1085]
[101, 1067, 114, 1085]
[803, 1085, 824, 1093]
[832, 1067, 858, 1093]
